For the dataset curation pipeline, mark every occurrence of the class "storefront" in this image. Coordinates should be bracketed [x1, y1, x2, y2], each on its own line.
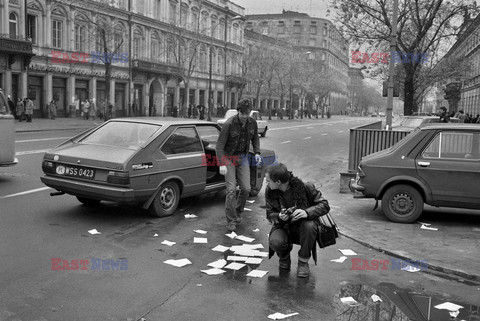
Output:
[28, 76, 43, 118]
[52, 77, 67, 117]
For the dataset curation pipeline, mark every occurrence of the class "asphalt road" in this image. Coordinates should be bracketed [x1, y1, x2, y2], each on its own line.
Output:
[1, 117, 479, 321]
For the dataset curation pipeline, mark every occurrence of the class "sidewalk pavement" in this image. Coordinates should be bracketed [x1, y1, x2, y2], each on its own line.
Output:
[14, 116, 480, 283]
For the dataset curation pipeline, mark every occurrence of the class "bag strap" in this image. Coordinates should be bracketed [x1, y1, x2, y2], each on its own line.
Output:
[325, 213, 340, 232]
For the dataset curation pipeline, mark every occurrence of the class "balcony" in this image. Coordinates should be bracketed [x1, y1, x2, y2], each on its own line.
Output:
[0, 34, 33, 55]
[131, 58, 182, 80]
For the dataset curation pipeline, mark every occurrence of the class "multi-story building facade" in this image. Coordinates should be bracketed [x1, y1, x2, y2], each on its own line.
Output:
[0, 0, 245, 119]
[244, 10, 349, 114]
[347, 67, 364, 115]
[435, 13, 480, 117]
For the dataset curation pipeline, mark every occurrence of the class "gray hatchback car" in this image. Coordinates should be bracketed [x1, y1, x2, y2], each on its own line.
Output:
[351, 124, 480, 223]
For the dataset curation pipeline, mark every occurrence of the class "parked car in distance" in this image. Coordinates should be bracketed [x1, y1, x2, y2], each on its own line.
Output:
[392, 116, 460, 131]
[351, 124, 480, 223]
[217, 109, 268, 137]
[40, 119, 275, 217]
[0, 89, 17, 167]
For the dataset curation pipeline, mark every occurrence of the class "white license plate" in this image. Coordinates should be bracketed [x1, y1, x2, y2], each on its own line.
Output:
[56, 165, 95, 179]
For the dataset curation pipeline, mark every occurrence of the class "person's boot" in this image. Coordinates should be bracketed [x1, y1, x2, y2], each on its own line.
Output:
[278, 253, 291, 270]
[297, 260, 309, 278]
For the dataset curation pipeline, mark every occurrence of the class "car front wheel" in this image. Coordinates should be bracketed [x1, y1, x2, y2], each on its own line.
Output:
[149, 181, 180, 217]
[381, 184, 423, 223]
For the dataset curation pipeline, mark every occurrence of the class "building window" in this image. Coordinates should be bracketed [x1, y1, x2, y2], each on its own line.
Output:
[278, 22, 285, 34]
[232, 23, 239, 43]
[294, 22, 301, 34]
[323, 40, 327, 47]
[136, 0, 145, 14]
[156, 0, 162, 19]
[169, 0, 177, 24]
[28, 15, 37, 43]
[191, 9, 199, 32]
[310, 26, 317, 34]
[323, 27, 328, 36]
[52, 20, 63, 48]
[309, 38, 316, 46]
[75, 25, 86, 51]
[181, 5, 188, 28]
[9, 13, 18, 38]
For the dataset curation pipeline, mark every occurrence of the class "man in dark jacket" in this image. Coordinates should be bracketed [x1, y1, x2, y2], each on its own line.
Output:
[216, 98, 261, 232]
[265, 163, 330, 278]
[438, 106, 450, 123]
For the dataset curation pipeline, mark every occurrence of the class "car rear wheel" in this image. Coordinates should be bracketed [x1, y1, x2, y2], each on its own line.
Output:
[260, 127, 268, 137]
[381, 184, 423, 223]
[149, 181, 180, 217]
[76, 197, 101, 206]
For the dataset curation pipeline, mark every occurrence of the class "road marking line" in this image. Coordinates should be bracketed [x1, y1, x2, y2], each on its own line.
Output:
[304, 137, 311, 140]
[269, 119, 359, 131]
[338, 130, 344, 133]
[321, 133, 328, 136]
[17, 137, 71, 143]
[16, 149, 50, 156]
[281, 141, 291, 144]
[0, 187, 52, 199]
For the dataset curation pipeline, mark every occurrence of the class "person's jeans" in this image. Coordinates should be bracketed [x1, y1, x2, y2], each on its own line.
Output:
[269, 220, 318, 262]
[224, 154, 251, 225]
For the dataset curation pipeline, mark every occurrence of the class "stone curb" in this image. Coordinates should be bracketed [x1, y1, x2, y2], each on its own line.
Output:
[337, 228, 480, 284]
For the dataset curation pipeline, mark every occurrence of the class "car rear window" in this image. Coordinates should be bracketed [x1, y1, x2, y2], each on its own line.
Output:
[79, 121, 162, 149]
[422, 131, 480, 159]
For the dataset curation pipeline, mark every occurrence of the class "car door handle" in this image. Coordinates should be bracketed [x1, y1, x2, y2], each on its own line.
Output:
[418, 161, 430, 167]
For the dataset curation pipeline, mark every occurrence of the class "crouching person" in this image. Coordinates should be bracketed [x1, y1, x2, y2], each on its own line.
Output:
[265, 163, 330, 278]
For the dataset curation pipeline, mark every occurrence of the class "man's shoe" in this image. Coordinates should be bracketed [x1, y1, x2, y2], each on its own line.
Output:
[278, 254, 291, 270]
[297, 261, 309, 278]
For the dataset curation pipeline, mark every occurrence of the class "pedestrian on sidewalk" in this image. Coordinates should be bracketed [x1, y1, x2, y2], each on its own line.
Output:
[216, 98, 261, 232]
[25, 98, 34, 122]
[83, 99, 90, 120]
[7, 95, 16, 118]
[49, 100, 57, 120]
[89, 99, 96, 120]
[16, 98, 24, 121]
[265, 163, 330, 278]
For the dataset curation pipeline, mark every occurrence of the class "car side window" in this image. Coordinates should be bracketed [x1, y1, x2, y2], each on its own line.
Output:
[161, 127, 203, 155]
[422, 131, 480, 160]
[196, 125, 220, 146]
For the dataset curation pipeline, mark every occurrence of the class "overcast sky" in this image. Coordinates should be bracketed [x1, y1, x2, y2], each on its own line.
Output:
[234, 0, 332, 18]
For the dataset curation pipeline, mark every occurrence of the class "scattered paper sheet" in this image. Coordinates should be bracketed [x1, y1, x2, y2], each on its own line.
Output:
[449, 310, 460, 318]
[227, 256, 248, 262]
[418, 222, 431, 226]
[330, 256, 348, 263]
[224, 262, 246, 270]
[208, 259, 227, 269]
[153, 233, 159, 237]
[231, 244, 264, 250]
[246, 200, 255, 204]
[421, 224, 438, 231]
[194, 237, 208, 244]
[247, 270, 268, 278]
[164, 258, 192, 267]
[212, 245, 230, 252]
[243, 207, 252, 211]
[184, 214, 198, 218]
[401, 265, 421, 272]
[225, 231, 238, 239]
[88, 229, 101, 235]
[161, 240, 176, 246]
[339, 249, 357, 256]
[245, 257, 263, 264]
[201, 268, 226, 275]
[371, 294, 382, 302]
[253, 228, 260, 232]
[193, 229, 207, 234]
[235, 235, 255, 243]
[434, 302, 464, 311]
[268, 312, 299, 320]
[341, 297, 359, 306]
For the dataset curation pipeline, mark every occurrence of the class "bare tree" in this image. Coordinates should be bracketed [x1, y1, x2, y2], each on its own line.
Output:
[332, 0, 479, 115]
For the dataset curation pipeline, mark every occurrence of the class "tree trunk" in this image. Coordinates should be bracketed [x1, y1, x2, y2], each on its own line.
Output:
[403, 66, 415, 116]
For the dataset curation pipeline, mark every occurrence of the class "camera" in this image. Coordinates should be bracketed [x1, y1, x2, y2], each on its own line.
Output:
[281, 206, 297, 220]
